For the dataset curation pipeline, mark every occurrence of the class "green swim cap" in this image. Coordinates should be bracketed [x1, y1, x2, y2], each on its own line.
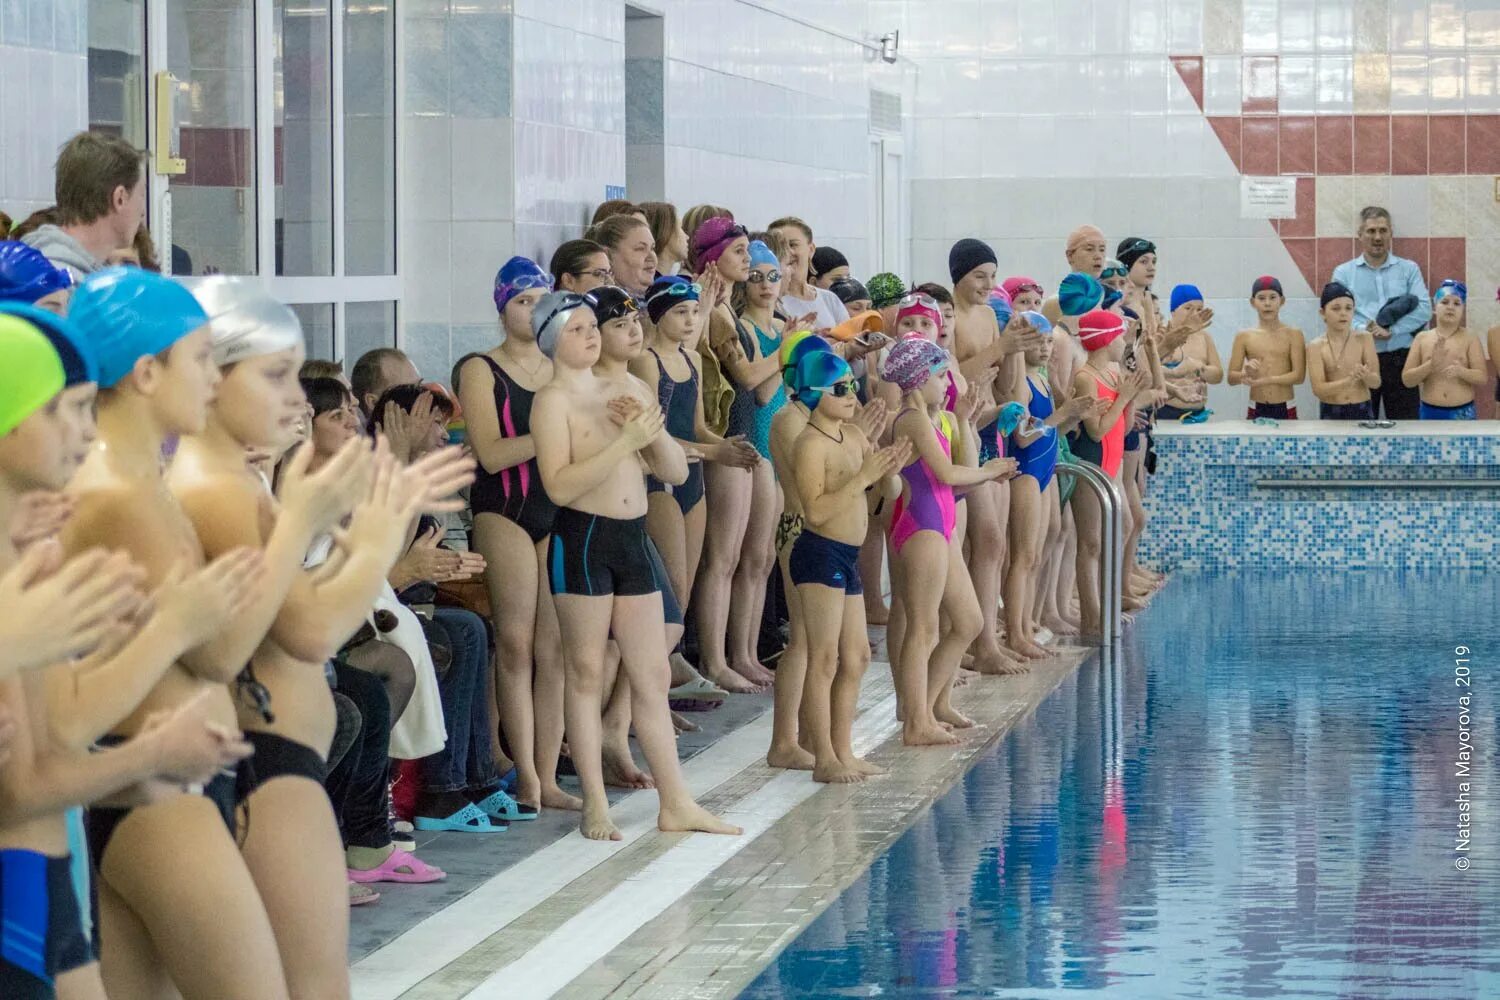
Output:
[0, 313, 66, 436]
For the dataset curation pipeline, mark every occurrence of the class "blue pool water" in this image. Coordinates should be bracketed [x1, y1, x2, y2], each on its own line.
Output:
[742, 569, 1499, 999]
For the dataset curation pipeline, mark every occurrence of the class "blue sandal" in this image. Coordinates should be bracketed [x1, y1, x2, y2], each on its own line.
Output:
[413, 802, 507, 833]
[474, 789, 538, 822]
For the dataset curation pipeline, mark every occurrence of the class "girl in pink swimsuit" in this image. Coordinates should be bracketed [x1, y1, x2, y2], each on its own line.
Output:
[882, 338, 1015, 748]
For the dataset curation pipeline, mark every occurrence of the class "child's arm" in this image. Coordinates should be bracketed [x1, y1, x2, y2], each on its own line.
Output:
[1226, 332, 1249, 385]
[1249, 331, 1306, 387]
[1199, 335, 1225, 384]
[1401, 335, 1435, 387]
[1306, 340, 1346, 400]
[1451, 336, 1490, 387]
[795, 435, 883, 527]
[1358, 336, 1382, 390]
[534, 389, 655, 507]
[893, 410, 1000, 487]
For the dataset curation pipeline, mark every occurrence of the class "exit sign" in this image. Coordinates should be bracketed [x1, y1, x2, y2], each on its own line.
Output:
[605, 185, 626, 200]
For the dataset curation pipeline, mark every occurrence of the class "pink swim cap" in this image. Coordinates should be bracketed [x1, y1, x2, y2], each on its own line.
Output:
[1001, 276, 1044, 301]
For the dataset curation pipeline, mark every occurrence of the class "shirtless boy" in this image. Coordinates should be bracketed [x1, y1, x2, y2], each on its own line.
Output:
[0, 309, 254, 1000]
[1403, 279, 1487, 419]
[1307, 282, 1381, 420]
[1229, 275, 1307, 419]
[529, 290, 740, 841]
[789, 349, 909, 783]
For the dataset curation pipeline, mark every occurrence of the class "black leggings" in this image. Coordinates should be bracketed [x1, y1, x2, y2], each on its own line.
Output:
[325, 663, 393, 850]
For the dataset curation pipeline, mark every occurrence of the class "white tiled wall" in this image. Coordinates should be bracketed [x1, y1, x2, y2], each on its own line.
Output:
[1, 0, 88, 214]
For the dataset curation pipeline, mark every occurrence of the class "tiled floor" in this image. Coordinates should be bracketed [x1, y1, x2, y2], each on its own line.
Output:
[352, 633, 1090, 1000]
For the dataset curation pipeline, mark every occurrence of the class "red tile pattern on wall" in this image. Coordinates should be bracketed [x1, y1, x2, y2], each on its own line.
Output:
[1429, 237, 1467, 286]
[1354, 116, 1392, 174]
[1172, 56, 1204, 110]
[1316, 238, 1358, 289]
[1466, 115, 1500, 173]
[1430, 115, 1466, 172]
[1316, 116, 1353, 173]
[1391, 116, 1430, 175]
[1243, 118, 1279, 174]
[1280, 117, 1315, 174]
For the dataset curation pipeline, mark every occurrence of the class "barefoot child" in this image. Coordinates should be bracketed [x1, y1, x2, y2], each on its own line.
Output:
[884, 337, 1015, 746]
[1307, 281, 1381, 419]
[1403, 280, 1487, 420]
[1228, 276, 1306, 419]
[529, 290, 740, 841]
[790, 349, 909, 782]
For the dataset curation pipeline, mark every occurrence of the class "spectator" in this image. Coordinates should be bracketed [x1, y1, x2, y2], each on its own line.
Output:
[23, 132, 147, 280]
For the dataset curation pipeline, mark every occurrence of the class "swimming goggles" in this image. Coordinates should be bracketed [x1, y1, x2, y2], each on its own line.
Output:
[501, 270, 555, 294]
[814, 379, 859, 398]
[895, 292, 941, 311]
[645, 280, 701, 308]
[1119, 238, 1156, 258]
[594, 292, 639, 323]
[1435, 279, 1467, 303]
[1100, 260, 1128, 280]
[746, 269, 782, 285]
[534, 292, 598, 334]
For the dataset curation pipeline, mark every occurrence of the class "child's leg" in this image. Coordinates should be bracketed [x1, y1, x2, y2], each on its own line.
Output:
[798, 582, 864, 783]
[931, 532, 985, 729]
[1003, 477, 1047, 659]
[553, 594, 618, 840]
[769, 548, 814, 769]
[895, 532, 958, 746]
[833, 593, 879, 776]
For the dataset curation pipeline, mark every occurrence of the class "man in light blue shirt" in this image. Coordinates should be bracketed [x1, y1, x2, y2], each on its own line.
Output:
[1330, 206, 1429, 419]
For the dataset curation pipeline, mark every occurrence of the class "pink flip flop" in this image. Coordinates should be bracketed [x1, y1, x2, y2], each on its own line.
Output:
[347, 848, 446, 885]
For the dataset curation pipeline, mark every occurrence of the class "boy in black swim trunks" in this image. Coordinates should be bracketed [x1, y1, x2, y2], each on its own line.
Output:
[789, 349, 908, 785]
[1229, 276, 1307, 419]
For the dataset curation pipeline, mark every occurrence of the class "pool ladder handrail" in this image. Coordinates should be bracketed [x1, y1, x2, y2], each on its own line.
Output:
[1055, 462, 1125, 643]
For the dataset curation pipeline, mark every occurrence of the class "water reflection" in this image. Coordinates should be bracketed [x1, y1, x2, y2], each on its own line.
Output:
[742, 570, 1500, 999]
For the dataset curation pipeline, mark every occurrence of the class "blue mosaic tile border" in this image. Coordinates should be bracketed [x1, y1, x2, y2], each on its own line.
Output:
[1139, 433, 1500, 568]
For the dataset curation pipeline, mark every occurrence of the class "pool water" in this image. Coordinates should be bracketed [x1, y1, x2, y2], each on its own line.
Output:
[741, 569, 1499, 999]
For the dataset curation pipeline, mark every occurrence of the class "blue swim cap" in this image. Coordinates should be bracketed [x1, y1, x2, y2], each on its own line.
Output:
[793, 350, 852, 411]
[748, 240, 779, 270]
[1020, 309, 1052, 334]
[1169, 283, 1203, 313]
[0, 302, 96, 386]
[0, 241, 72, 304]
[493, 256, 552, 314]
[1101, 287, 1123, 310]
[1058, 272, 1104, 317]
[781, 333, 832, 391]
[69, 267, 209, 388]
[990, 293, 1013, 329]
[995, 401, 1028, 437]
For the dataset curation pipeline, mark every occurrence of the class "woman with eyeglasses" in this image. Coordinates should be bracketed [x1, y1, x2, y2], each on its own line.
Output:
[549, 240, 614, 294]
[691, 217, 776, 695]
[585, 216, 659, 300]
[454, 256, 577, 818]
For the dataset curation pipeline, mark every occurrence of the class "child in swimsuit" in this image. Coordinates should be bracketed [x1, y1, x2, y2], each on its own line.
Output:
[883, 338, 1015, 746]
[1403, 280, 1487, 420]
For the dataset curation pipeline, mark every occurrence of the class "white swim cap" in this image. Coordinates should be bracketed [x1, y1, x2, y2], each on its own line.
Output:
[179, 275, 303, 366]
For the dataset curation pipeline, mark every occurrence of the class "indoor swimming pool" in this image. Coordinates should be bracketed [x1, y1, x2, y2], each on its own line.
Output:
[741, 569, 1499, 999]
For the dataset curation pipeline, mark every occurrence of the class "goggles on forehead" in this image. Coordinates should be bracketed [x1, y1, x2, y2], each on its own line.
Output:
[536, 291, 598, 333]
[504, 271, 554, 293]
[896, 292, 941, 312]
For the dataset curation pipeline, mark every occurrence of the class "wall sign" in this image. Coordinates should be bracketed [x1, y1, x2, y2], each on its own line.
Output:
[605, 185, 626, 200]
[1240, 176, 1297, 219]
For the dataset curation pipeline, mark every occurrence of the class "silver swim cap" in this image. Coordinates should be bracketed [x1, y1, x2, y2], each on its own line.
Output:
[179, 275, 303, 366]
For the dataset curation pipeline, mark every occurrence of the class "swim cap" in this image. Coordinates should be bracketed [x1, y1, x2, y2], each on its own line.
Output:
[1020, 310, 1053, 334]
[1116, 236, 1156, 270]
[1100, 258, 1128, 280]
[996, 401, 1028, 438]
[1065, 225, 1106, 258]
[989, 288, 1013, 328]
[1077, 309, 1125, 352]
[644, 275, 700, 324]
[1435, 278, 1467, 303]
[179, 275, 302, 367]
[748, 240, 780, 270]
[781, 332, 832, 392]
[0, 303, 96, 385]
[1169, 283, 1203, 313]
[589, 285, 639, 324]
[948, 238, 997, 285]
[1000, 276, 1043, 301]
[810, 246, 848, 279]
[0, 314, 66, 436]
[1251, 275, 1283, 298]
[1101, 287, 1123, 311]
[793, 350, 852, 411]
[867, 272, 906, 310]
[69, 267, 209, 388]
[882, 336, 948, 393]
[0, 241, 72, 304]
[690, 218, 748, 270]
[828, 277, 869, 305]
[531, 290, 596, 359]
[896, 294, 943, 333]
[1058, 272, 1104, 316]
[1320, 281, 1355, 308]
[493, 256, 552, 314]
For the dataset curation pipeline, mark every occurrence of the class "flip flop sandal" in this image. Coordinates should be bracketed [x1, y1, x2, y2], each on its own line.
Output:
[473, 789, 538, 822]
[348, 881, 381, 907]
[413, 802, 508, 834]
[348, 848, 447, 884]
[668, 676, 728, 706]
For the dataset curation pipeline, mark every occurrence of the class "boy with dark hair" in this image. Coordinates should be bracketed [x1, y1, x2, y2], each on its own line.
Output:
[1228, 275, 1307, 419]
[1307, 282, 1381, 419]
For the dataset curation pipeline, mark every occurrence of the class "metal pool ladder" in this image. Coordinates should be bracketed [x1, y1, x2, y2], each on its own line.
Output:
[1056, 463, 1126, 643]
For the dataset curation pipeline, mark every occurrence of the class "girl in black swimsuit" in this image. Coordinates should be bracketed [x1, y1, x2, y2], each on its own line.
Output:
[454, 256, 577, 816]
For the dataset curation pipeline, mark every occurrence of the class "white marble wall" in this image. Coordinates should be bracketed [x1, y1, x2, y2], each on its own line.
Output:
[1, 0, 89, 215]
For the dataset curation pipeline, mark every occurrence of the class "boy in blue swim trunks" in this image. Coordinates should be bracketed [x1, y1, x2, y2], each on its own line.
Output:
[789, 350, 909, 784]
[1403, 280, 1487, 419]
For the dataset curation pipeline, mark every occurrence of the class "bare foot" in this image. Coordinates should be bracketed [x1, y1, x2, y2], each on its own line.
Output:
[703, 663, 765, 694]
[813, 759, 867, 783]
[670, 710, 700, 734]
[669, 652, 706, 688]
[1123, 593, 1148, 612]
[657, 801, 742, 835]
[730, 660, 776, 688]
[934, 705, 976, 729]
[973, 648, 1030, 676]
[960, 652, 976, 669]
[540, 784, 584, 811]
[602, 748, 656, 790]
[1042, 614, 1078, 636]
[844, 755, 886, 777]
[767, 743, 817, 770]
[903, 723, 961, 747]
[953, 668, 975, 689]
[580, 803, 622, 841]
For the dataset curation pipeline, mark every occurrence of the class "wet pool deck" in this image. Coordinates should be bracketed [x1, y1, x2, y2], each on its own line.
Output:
[351, 632, 1090, 1000]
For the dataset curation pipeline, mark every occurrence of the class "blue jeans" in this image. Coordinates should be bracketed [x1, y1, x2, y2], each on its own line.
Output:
[421, 607, 497, 793]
